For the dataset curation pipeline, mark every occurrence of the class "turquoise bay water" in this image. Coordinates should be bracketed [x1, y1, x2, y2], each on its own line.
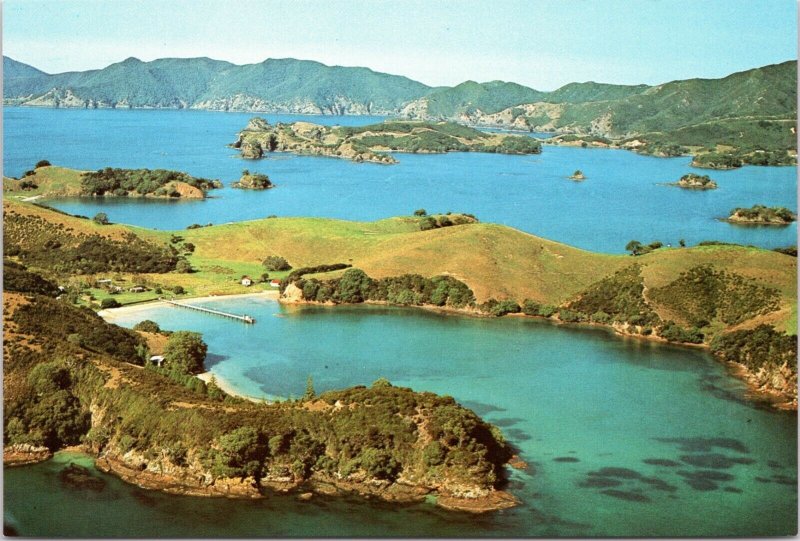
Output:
[3, 107, 797, 253]
[7, 298, 795, 537]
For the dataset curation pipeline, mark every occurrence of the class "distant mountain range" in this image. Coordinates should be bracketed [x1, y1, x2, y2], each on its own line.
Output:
[4, 55, 797, 155]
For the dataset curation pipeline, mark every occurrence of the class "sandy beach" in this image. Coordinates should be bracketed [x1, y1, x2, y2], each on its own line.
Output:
[196, 372, 266, 403]
[98, 290, 280, 322]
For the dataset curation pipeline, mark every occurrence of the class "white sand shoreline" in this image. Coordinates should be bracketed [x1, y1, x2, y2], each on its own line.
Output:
[98, 290, 280, 322]
[196, 372, 266, 403]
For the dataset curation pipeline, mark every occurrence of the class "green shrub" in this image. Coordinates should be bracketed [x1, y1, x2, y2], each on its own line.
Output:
[481, 298, 521, 316]
[163, 331, 208, 375]
[658, 321, 704, 344]
[133, 320, 161, 333]
[263, 255, 291, 271]
[100, 298, 121, 309]
[81, 168, 220, 196]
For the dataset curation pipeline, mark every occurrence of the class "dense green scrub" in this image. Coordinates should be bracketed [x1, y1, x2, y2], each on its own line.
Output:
[81, 168, 222, 196]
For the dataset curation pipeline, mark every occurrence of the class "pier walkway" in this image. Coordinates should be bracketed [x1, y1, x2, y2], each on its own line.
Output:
[161, 298, 256, 324]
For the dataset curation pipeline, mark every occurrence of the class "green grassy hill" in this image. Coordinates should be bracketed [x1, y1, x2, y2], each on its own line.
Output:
[3, 166, 84, 198]
[5, 199, 794, 336]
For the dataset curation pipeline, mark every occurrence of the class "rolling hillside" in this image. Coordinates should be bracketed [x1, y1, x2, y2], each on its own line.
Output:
[4, 199, 796, 407]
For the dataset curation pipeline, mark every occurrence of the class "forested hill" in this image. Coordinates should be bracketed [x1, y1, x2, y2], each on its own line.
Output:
[4, 56, 794, 121]
[2, 56, 432, 114]
[4, 56, 796, 157]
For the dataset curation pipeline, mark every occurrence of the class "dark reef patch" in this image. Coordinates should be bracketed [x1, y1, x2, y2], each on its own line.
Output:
[503, 428, 532, 442]
[461, 401, 506, 416]
[578, 477, 622, 489]
[203, 352, 230, 369]
[684, 478, 718, 491]
[771, 475, 797, 486]
[599, 489, 651, 503]
[679, 453, 755, 469]
[589, 467, 642, 479]
[643, 458, 681, 467]
[553, 457, 580, 463]
[58, 463, 106, 492]
[640, 477, 677, 492]
[488, 417, 526, 428]
[654, 437, 749, 454]
[677, 470, 735, 482]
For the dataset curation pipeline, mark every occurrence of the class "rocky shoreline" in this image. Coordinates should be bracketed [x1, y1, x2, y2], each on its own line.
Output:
[4, 443, 52, 466]
[2, 448, 517, 514]
[96, 451, 518, 513]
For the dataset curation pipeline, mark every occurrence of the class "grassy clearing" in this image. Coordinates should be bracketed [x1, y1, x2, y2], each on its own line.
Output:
[3, 166, 85, 198]
[176, 216, 627, 304]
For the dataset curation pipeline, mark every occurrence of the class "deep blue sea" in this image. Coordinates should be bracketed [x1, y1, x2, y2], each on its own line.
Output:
[3, 107, 797, 253]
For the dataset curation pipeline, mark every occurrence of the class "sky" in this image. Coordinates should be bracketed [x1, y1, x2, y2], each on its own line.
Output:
[2, 0, 797, 90]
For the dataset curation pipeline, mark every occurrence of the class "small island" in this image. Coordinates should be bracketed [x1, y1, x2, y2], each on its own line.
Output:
[232, 170, 273, 190]
[671, 173, 718, 190]
[568, 169, 585, 181]
[4, 164, 222, 200]
[724, 205, 797, 225]
[232, 118, 542, 164]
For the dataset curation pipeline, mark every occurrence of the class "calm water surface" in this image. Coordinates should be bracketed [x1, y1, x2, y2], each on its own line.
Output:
[3, 107, 796, 253]
[6, 299, 796, 537]
[3, 108, 797, 536]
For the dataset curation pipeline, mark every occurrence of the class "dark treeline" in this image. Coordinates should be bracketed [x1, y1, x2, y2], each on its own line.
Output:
[287, 268, 475, 308]
[81, 168, 222, 197]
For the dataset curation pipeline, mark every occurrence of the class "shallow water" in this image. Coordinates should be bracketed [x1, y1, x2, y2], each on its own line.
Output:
[7, 298, 794, 537]
[4, 107, 796, 253]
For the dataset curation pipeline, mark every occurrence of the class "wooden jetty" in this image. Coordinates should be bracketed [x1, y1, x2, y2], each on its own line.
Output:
[162, 298, 255, 324]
